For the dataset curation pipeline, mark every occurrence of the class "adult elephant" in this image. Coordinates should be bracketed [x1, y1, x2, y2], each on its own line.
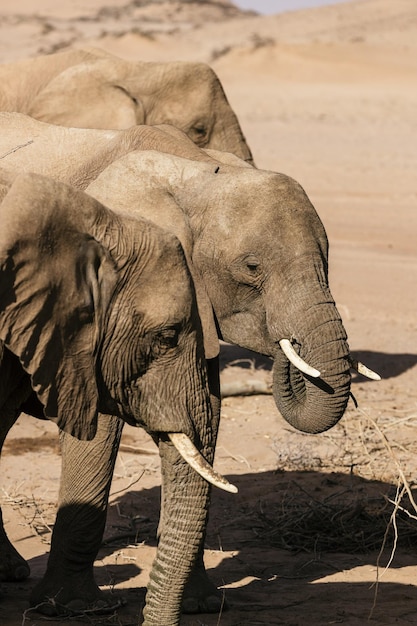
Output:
[0, 47, 253, 163]
[0, 172, 236, 626]
[0, 114, 378, 615]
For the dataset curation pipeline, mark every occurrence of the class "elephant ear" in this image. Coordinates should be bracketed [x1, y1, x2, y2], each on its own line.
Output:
[28, 61, 145, 129]
[191, 271, 219, 360]
[176, 233, 218, 359]
[0, 173, 117, 440]
[155, 192, 219, 360]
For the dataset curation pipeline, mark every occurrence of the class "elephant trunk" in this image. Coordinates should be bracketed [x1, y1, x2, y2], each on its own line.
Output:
[268, 267, 352, 434]
[142, 436, 212, 626]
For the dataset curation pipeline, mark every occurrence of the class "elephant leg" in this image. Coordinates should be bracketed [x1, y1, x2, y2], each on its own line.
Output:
[0, 407, 31, 582]
[30, 413, 124, 616]
[182, 544, 227, 614]
[0, 352, 34, 583]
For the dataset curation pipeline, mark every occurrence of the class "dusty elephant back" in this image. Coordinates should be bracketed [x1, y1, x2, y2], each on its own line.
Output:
[0, 113, 224, 188]
[0, 47, 253, 163]
[0, 48, 105, 111]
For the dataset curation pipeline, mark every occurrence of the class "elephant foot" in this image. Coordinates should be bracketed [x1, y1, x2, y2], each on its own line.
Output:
[29, 569, 125, 617]
[0, 539, 30, 582]
[182, 564, 228, 614]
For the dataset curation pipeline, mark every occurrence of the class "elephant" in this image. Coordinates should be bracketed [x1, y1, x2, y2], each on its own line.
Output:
[0, 46, 253, 164]
[0, 171, 237, 626]
[0, 113, 379, 616]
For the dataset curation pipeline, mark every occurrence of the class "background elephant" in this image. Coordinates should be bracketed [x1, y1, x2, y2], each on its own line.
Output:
[0, 47, 253, 163]
[0, 116, 378, 614]
[0, 172, 235, 626]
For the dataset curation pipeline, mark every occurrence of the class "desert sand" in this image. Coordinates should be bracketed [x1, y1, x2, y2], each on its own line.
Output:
[1, 1, 417, 624]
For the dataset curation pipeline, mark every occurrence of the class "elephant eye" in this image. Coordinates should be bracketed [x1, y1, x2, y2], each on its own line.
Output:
[230, 254, 263, 288]
[155, 326, 180, 351]
[246, 261, 259, 273]
[244, 255, 262, 277]
[189, 124, 208, 144]
[193, 124, 206, 135]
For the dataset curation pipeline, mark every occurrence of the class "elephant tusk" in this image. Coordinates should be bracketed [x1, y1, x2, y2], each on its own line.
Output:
[350, 358, 381, 381]
[167, 432, 238, 494]
[279, 339, 321, 378]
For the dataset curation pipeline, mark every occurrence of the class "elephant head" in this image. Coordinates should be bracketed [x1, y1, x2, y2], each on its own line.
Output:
[0, 48, 253, 164]
[0, 172, 235, 625]
[134, 60, 253, 163]
[86, 145, 378, 435]
[192, 168, 353, 434]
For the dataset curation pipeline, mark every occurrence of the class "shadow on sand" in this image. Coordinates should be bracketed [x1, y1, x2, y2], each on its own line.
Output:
[15, 466, 417, 625]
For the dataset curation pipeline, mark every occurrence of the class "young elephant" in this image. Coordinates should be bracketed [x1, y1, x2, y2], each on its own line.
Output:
[0, 47, 253, 164]
[0, 172, 236, 626]
[0, 115, 378, 616]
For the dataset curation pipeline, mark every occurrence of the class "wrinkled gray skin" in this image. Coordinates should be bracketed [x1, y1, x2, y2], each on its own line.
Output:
[0, 115, 352, 615]
[0, 47, 253, 164]
[0, 172, 218, 626]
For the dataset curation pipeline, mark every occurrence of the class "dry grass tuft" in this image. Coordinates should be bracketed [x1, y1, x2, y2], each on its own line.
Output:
[256, 486, 417, 554]
[263, 404, 417, 555]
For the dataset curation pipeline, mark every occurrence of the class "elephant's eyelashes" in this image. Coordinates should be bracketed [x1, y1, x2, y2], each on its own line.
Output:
[230, 255, 263, 285]
[246, 262, 260, 273]
[154, 327, 180, 352]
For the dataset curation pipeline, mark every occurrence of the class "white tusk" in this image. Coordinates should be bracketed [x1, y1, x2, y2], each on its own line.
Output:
[167, 432, 238, 494]
[279, 339, 321, 378]
[350, 359, 381, 381]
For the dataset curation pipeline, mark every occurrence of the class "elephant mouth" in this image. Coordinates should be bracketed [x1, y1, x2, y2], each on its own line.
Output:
[278, 338, 380, 385]
[279, 339, 320, 378]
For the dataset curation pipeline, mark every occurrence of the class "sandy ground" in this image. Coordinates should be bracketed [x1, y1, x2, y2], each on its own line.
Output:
[1, 0, 417, 624]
